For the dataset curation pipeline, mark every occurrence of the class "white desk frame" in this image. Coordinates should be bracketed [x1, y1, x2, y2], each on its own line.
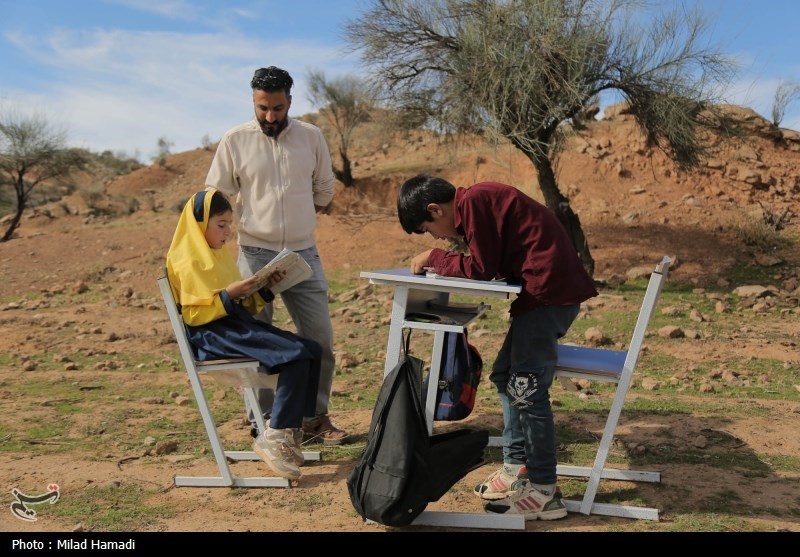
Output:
[362, 268, 660, 527]
[361, 269, 525, 530]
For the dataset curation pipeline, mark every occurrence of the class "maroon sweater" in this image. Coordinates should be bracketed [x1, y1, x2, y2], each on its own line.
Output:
[427, 182, 597, 317]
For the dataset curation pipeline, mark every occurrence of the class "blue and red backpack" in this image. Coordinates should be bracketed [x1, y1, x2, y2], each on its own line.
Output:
[424, 330, 483, 421]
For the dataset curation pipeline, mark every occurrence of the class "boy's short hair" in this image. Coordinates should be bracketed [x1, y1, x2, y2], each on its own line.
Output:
[397, 174, 456, 234]
[250, 66, 293, 94]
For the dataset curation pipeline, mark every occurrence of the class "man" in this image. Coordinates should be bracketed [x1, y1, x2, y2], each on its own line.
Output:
[396, 174, 598, 520]
[206, 66, 348, 445]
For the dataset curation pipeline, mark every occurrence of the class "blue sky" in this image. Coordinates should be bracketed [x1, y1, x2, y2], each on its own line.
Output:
[1, 0, 798, 162]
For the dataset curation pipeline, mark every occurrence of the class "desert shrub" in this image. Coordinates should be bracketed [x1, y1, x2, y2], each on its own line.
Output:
[732, 211, 790, 251]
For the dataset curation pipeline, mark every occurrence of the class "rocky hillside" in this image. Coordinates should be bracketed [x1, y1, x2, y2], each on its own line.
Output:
[4, 103, 800, 300]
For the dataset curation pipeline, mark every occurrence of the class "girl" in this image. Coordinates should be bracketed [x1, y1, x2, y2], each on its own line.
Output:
[166, 188, 321, 480]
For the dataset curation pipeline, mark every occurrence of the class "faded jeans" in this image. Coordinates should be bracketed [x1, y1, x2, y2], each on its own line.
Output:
[238, 244, 335, 421]
[490, 304, 580, 485]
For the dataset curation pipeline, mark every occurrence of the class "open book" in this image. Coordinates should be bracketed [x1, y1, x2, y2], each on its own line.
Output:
[247, 248, 313, 296]
[425, 270, 507, 286]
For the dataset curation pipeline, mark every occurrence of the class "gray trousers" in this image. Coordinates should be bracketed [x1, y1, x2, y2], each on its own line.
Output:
[238, 244, 335, 421]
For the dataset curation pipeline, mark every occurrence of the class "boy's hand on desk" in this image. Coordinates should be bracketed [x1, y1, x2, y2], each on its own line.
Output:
[410, 250, 433, 274]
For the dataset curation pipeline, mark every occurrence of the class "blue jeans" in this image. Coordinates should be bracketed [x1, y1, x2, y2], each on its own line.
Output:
[269, 350, 321, 429]
[489, 304, 580, 485]
[238, 244, 335, 420]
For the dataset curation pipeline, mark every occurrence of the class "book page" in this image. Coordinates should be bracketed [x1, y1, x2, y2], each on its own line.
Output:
[247, 249, 313, 296]
[424, 270, 507, 285]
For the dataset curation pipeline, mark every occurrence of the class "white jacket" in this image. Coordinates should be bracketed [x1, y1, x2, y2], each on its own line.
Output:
[206, 116, 335, 251]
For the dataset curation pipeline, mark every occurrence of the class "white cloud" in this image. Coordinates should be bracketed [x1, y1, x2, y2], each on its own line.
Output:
[103, 0, 215, 23]
[3, 26, 359, 159]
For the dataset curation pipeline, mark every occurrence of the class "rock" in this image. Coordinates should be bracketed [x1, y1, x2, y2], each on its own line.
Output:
[155, 440, 178, 455]
[625, 265, 653, 280]
[689, 309, 706, 322]
[584, 327, 608, 345]
[754, 254, 783, 267]
[693, 435, 708, 448]
[658, 325, 684, 338]
[732, 285, 772, 298]
[640, 377, 660, 391]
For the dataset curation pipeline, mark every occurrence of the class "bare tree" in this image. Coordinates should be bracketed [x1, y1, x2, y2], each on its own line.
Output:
[771, 81, 800, 128]
[344, 0, 738, 276]
[152, 136, 174, 167]
[307, 70, 374, 187]
[0, 108, 87, 242]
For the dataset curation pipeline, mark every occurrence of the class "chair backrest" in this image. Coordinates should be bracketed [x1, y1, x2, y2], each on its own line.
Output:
[618, 255, 671, 381]
[555, 256, 671, 383]
[158, 275, 205, 372]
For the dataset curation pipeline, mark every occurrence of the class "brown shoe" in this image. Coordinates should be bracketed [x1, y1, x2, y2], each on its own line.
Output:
[302, 414, 349, 446]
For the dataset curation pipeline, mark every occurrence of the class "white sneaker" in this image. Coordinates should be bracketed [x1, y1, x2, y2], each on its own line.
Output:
[474, 465, 527, 500]
[252, 427, 301, 480]
[286, 428, 304, 467]
[484, 480, 567, 520]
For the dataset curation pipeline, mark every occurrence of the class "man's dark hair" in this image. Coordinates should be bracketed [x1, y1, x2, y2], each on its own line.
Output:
[250, 66, 294, 94]
[397, 174, 456, 234]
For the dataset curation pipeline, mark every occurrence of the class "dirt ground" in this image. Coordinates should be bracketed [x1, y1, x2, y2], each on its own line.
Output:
[1, 106, 799, 534]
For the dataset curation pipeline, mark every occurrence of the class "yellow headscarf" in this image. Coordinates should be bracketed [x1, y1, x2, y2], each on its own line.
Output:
[166, 189, 241, 308]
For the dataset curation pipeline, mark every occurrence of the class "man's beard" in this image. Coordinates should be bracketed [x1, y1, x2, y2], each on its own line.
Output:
[259, 117, 288, 137]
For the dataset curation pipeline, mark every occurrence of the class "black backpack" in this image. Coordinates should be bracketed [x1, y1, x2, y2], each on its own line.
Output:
[346, 334, 488, 527]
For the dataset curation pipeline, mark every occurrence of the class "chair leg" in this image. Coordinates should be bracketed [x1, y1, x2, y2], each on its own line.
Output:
[185, 371, 236, 486]
[579, 377, 632, 515]
[175, 369, 293, 488]
[244, 387, 268, 435]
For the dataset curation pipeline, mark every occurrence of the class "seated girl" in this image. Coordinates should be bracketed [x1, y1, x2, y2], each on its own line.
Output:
[166, 188, 321, 481]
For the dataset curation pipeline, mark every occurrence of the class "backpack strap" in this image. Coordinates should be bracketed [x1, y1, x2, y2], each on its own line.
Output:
[402, 328, 412, 358]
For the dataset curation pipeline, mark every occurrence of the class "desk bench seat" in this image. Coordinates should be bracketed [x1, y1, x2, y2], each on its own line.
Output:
[556, 344, 626, 381]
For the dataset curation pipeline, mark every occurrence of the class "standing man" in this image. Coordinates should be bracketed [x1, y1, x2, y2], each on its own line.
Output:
[206, 66, 349, 445]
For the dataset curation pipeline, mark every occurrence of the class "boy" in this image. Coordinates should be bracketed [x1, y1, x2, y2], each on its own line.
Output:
[397, 174, 597, 520]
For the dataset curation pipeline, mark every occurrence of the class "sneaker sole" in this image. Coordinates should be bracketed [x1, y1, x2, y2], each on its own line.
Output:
[474, 488, 515, 501]
[252, 442, 301, 481]
[303, 433, 348, 446]
[322, 436, 346, 446]
[484, 504, 568, 521]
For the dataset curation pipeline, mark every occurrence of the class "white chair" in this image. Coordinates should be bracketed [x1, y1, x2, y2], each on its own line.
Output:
[157, 275, 320, 488]
[488, 255, 671, 520]
[558, 255, 671, 519]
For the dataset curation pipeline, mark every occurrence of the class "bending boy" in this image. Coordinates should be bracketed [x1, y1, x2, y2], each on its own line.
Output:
[397, 174, 597, 520]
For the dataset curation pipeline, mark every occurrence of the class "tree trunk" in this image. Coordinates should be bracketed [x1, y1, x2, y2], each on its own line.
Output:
[0, 210, 21, 242]
[339, 147, 354, 188]
[527, 151, 595, 277]
[1, 180, 25, 242]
